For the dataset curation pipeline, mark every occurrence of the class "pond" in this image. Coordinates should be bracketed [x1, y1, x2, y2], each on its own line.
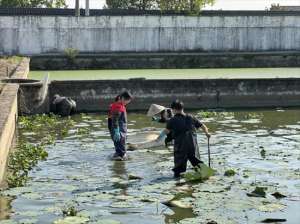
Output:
[29, 68, 300, 80]
[0, 109, 300, 224]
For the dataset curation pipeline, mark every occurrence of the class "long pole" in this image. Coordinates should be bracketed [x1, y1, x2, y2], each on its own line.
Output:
[207, 137, 211, 167]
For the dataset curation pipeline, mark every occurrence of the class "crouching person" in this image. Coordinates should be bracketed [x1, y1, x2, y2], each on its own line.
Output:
[156, 100, 211, 178]
[108, 91, 133, 161]
[147, 104, 174, 147]
[52, 94, 76, 116]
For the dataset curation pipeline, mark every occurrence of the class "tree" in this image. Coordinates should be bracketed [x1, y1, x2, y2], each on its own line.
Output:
[269, 3, 281, 11]
[158, 0, 215, 13]
[0, 0, 67, 8]
[106, 0, 157, 10]
[106, 0, 215, 12]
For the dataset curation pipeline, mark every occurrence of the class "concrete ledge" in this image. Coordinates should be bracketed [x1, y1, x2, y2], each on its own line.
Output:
[11, 58, 30, 79]
[48, 78, 300, 112]
[0, 84, 18, 184]
[30, 52, 300, 69]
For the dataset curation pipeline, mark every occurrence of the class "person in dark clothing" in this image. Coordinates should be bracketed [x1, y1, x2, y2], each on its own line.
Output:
[156, 100, 211, 178]
[52, 94, 76, 116]
[108, 91, 133, 161]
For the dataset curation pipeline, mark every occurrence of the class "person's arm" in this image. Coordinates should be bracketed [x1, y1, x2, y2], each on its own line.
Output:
[200, 123, 211, 139]
[193, 116, 211, 138]
[156, 128, 170, 141]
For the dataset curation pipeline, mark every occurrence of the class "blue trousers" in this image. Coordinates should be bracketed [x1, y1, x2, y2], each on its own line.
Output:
[112, 132, 126, 157]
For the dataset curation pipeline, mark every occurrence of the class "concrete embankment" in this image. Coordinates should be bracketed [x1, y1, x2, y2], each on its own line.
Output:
[30, 51, 300, 70]
[47, 78, 300, 113]
[0, 58, 29, 185]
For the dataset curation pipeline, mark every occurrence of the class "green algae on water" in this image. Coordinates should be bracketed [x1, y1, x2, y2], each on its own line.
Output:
[184, 164, 215, 182]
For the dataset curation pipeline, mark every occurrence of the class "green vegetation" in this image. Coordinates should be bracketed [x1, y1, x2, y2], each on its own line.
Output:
[198, 111, 234, 118]
[106, 0, 215, 13]
[19, 113, 74, 138]
[0, 0, 66, 8]
[224, 169, 236, 177]
[247, 187, 267, 198]
[29, 68, 300, 81]
[64, 48, 79, 64]
[7, 142, 48, 188]
[62, 204, 79, 217]
[7, 114, 75, 188]
[184, 163, 215, 182]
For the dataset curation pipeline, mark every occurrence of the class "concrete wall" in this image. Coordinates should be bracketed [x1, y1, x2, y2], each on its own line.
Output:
[48, 78, 300, 113]
[1, 14, 300, 55]
[30, 51, 300, 69]
[0, 58, 29, 185]
[0, 84, 18, 184]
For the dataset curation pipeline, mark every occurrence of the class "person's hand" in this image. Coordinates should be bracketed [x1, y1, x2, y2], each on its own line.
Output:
[156, 130, 166, 142]
[113, 128, 121, 142]
[206, 133, 211, 139]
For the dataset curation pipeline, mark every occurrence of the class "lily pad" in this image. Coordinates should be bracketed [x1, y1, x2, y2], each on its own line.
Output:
[91, 220, 121, 224]
[0, 220, 18, 224]
[53, 216, 89, 224]
[110, 201, 141, 208]
[257, 202, 286, 212]
[18, 218, 38, 224]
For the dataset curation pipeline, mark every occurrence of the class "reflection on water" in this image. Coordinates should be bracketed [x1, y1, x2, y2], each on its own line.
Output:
[0, 108, 299, 224]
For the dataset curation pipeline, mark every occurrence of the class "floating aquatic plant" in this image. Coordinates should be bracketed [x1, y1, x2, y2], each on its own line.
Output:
[247, 187, 267, 198]
[62, 204, 79, 217]
[184, 164, 215, 182]
[260, 149, 266, 158]
[7, 142, 48, 188]
[224, 169, 236, 177]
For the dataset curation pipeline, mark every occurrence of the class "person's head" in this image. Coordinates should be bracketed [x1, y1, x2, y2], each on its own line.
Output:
[171, 100, 184, 114]
[160, 108, 173, 120]
[115, 91, 133, 105]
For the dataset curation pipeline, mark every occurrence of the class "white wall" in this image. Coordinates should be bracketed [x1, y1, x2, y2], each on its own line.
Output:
[0, 15, 299, 55]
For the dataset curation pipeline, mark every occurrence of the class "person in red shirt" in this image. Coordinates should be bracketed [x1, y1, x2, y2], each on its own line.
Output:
[108, 91, 133, 160]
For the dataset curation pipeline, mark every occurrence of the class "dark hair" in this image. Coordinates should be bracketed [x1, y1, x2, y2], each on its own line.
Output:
[171, 100, 184, 110]
[115, 91, 133, 102]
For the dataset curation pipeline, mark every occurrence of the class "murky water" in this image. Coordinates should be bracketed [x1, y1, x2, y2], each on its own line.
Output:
[1, 109, 300, 224]
[29, 68, 300, 80]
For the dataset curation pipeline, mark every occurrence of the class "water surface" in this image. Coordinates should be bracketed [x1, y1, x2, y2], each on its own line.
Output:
[1, 109, 300, 224]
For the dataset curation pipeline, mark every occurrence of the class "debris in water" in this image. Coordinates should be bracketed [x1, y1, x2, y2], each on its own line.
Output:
[261, 218, 287, 223]
[224, 169, 236, 177]
[260, 149, 266, 158]
[163, 200, 192, 209]
[127, 143, 138, 151]
[271, 192, 287, 199]
[247, 187, 267, 197]
[128, 174, 143, 180]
